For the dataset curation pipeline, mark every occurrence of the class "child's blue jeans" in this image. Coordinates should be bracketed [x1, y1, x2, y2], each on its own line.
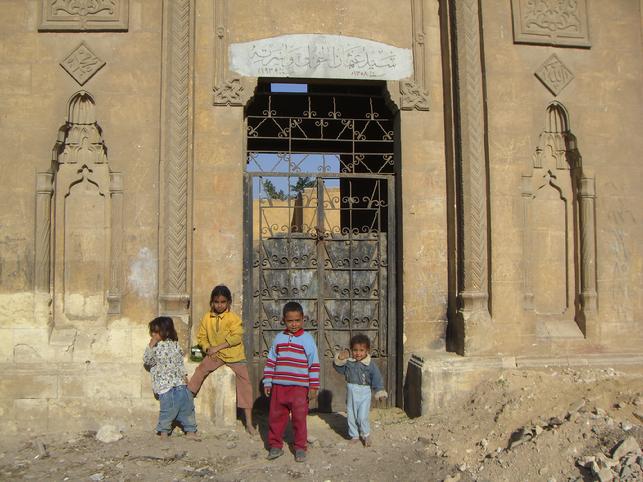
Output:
[156, 385, 197, 434]
[346, 383, 371, 439]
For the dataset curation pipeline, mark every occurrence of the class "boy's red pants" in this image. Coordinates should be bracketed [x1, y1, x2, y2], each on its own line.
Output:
[268, 385, 309, 451]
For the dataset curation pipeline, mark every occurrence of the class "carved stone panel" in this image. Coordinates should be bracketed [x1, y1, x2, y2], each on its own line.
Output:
[511, 0, 591, 48]
[38, 91, 124, 327]
[535, 54, 574, 96]
[60, 42, 106, 86]
[39, 0, 129, 31]
[521, 102, 598, 337]
[213, 79, 244, 106]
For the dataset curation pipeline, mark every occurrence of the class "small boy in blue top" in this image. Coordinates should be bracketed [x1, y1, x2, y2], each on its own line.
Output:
[333, 333, 387, 447]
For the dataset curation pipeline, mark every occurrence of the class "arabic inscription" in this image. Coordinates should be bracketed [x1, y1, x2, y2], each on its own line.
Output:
[229, 34, 413, 81]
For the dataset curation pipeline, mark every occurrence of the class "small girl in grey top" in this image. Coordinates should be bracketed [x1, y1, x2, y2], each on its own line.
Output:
[333, 333, 387, 447]
[143, 316, 199, 438]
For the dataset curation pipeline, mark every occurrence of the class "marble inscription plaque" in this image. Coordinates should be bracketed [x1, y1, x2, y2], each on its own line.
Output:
[229, 34, 413, 81]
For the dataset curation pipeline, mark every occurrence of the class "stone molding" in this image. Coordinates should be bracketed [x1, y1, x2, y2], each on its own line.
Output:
[578, 176, 597, 318]
[35, 172, 54, 294]
[400, 0, 430, 110]
[158, 0, 193, 315]
[108, 172, 124, 314]
[451, 0, 491, 354]
[60, 42, 106, 86]
[36, 91, 123, 327]
[510, 0, 590, 48]
[213, 0, 254, 107]
[39, 0, 129, 32]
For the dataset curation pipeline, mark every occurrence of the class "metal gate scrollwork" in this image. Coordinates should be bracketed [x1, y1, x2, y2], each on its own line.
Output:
[244, 82, 397, 410]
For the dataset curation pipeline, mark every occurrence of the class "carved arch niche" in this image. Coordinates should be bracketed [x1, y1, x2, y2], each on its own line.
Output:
[521, 103, 597, 338]
[35, 91, 123, 329]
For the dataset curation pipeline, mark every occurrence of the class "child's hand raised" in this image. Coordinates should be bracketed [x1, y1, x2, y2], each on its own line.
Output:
[374, 390, 388, 401]
[337, 348, 350, 360]
[149, 332, 162, 347]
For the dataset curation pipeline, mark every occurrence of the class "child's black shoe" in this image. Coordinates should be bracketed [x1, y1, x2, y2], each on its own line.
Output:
[294, 449, 306, 462]
[266, 447, 284, 460]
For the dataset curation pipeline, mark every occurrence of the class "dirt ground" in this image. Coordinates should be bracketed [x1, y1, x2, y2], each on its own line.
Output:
[1, 366, 642, 482]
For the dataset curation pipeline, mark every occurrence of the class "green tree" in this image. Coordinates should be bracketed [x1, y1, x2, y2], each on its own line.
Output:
[262, 179, 287, 200]
[290, 177, 316, 195]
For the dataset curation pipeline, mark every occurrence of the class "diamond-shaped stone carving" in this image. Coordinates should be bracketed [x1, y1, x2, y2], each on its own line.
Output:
[60, 42, 106, 86]
[535, 54, 574, 96]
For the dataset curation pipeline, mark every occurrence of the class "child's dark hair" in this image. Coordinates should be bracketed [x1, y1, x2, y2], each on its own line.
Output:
[210, 284, 232, 304]
[350, 333, 371, 350]
[282, 301, 304, 318]
[149, 316, 178, 341]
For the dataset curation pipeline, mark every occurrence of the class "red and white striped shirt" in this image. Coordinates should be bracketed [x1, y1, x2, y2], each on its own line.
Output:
[263, 329, 320, 389]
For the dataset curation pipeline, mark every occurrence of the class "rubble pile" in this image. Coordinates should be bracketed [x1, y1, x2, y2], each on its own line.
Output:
[0, 367, 640, 481]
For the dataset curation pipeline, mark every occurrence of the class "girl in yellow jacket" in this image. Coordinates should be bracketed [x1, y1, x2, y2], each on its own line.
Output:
[188, 285, 255, 435]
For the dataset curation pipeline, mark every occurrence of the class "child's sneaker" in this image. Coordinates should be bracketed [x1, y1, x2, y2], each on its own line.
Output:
[266, 447, 284, 460]
[363, 434, 372, 447]
[184, 431, 201, 441]
[294, 449, 306, 462]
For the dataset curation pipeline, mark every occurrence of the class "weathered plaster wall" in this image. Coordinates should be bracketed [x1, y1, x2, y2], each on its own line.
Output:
[193, 0, 449, 358]
[398, 0, 449, 356]
[483, 1, 643, 354]
[0, 0, 169, 431]
[192, 0, 245, 324]
[0, 0, 641, 430]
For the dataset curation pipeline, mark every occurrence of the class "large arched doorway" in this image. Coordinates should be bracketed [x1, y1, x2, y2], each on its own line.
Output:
[243, 81, 399, 411]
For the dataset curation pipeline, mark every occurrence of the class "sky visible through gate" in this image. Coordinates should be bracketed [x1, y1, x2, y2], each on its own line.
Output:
[248, 154, 342, 198]
[248, 83, 345, 198]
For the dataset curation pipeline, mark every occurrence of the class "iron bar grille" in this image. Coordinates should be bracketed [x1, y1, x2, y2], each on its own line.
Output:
[244, 83, 396, 409]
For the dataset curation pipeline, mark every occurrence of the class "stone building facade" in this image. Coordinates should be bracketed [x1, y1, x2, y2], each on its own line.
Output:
[0, 0, 641, 431]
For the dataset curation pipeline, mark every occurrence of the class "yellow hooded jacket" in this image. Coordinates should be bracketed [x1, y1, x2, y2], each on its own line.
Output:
[196, 310, 246, 363]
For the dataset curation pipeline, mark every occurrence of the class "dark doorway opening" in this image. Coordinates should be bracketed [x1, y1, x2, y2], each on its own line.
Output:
[243, 80, 399, 412]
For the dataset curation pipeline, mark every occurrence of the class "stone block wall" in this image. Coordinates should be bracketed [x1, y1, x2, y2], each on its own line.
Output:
[0, 360, 235, 433]
[0, 0, 641, 429]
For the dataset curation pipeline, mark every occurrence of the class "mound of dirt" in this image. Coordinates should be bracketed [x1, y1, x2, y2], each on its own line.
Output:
[1, 366, 641, 481]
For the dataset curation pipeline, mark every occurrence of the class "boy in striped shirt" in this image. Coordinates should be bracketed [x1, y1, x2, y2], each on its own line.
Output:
[263, 301, 320, 462]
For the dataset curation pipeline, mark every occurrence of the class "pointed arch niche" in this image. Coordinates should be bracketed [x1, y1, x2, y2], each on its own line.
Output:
[35, 91, 123, 329]
[521, 102, 597, 339]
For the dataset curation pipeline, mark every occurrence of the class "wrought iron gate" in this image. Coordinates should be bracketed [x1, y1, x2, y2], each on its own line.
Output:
[243, 83, 397, 410]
